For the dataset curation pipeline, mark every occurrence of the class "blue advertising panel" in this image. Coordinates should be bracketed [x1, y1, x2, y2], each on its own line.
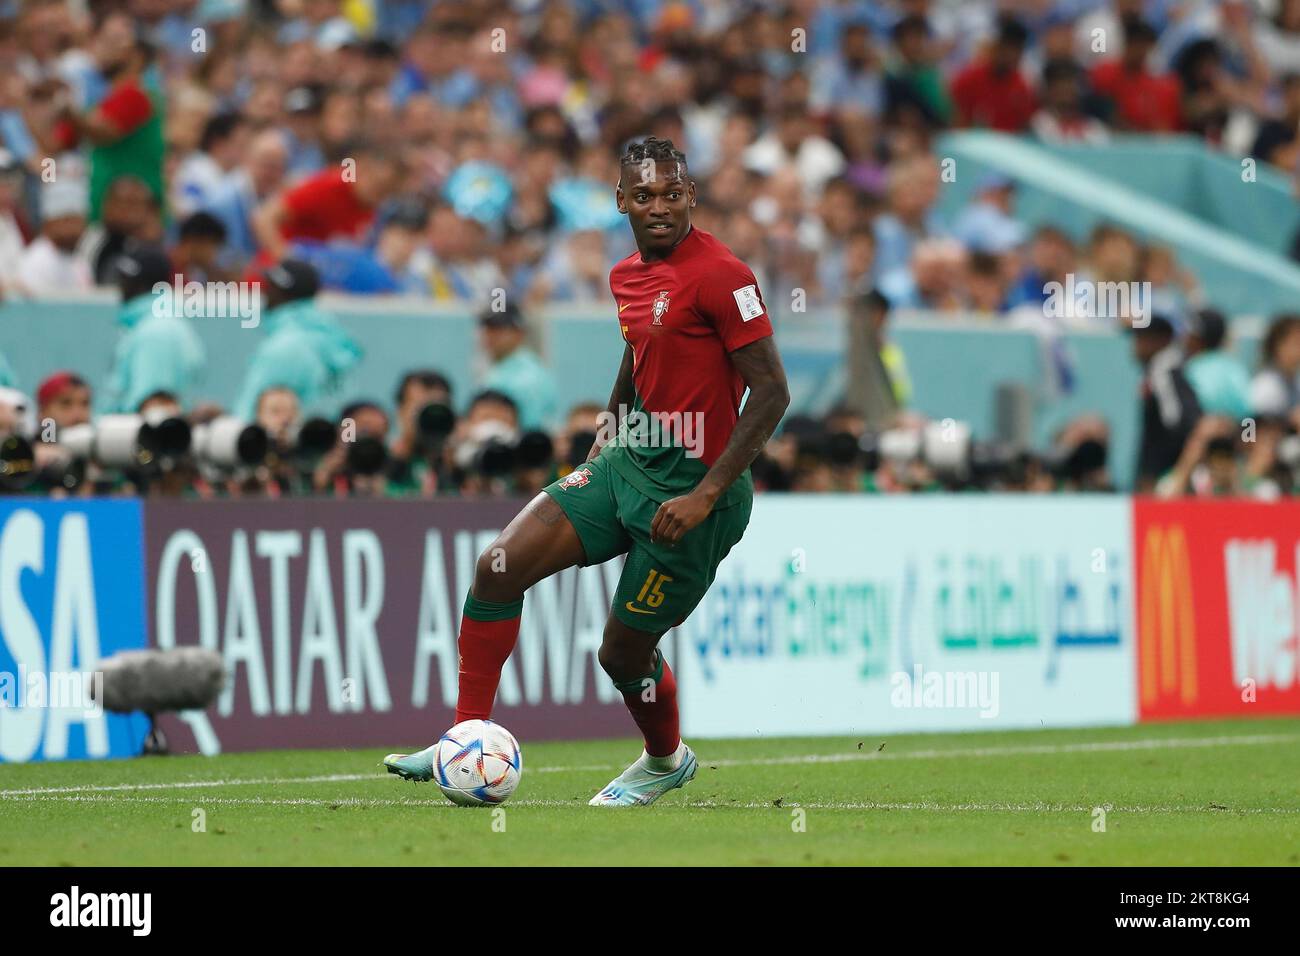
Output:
[0, 499, 149, 762]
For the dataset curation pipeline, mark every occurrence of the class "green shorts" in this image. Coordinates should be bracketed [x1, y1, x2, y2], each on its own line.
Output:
[544, 454, 752, 632]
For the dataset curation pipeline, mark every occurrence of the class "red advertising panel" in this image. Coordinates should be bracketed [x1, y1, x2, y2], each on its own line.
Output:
[143, 499, 631, 753]
[1133, 499, 1300, 720]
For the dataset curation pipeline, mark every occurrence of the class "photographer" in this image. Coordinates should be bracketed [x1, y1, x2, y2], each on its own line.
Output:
[448, 389, 555, 497]
[312, 400, 392, 498]
[387, 369, 455, 497]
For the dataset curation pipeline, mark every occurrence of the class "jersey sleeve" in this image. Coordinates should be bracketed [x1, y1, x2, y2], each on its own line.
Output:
[97, 83, 153, 135]
[695, 258, 773, 352]
[281, 173, 328, 221]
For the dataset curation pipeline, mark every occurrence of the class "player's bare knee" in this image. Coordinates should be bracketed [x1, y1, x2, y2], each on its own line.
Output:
[598, 633, 653, 683]
[472, 537, 521, 602]
[597, 640, 629, 681]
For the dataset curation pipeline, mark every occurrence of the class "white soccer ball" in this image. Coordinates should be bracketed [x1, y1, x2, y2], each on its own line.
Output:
[434, 719, 522, 806]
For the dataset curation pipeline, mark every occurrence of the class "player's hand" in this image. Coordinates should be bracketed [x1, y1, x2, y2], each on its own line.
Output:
[650, 490, 715, 544]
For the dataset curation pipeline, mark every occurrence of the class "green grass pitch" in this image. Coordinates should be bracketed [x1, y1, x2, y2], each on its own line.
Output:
[1, 718, 1296, 866]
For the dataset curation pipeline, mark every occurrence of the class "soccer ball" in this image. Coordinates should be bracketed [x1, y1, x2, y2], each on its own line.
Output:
[433, 719, 522, 806]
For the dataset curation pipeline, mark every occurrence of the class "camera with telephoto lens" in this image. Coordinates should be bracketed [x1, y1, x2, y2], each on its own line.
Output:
[191, 416, 269, 470]
[415, 402, 456, 452]
[34, 413, 195, 491]
[472, 430, 555, 478]
[0, 434, 36, 492]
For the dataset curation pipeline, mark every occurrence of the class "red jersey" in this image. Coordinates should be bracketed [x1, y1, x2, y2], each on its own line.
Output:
[1089, 62, 1181, 132]
[279, 171, 375, 244]
[602, 227, 773, 507]
[951, 62, 1037, 132]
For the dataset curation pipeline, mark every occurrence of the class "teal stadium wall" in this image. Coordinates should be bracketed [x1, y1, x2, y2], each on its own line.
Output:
[0, 296, 1267, 491]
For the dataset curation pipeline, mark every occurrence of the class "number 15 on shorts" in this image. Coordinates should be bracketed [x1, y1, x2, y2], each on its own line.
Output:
[628, 568, 673, 614]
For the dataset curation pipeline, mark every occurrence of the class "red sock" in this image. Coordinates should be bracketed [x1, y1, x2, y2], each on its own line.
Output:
[617, 653, 680, 758]
[455, 607, 522, 723]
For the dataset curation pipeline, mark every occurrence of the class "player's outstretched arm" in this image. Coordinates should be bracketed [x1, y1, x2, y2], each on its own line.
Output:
[650, 336, 790, 544]
[586, 343, 635, 461]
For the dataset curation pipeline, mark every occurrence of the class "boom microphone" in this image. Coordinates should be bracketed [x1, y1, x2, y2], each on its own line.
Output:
[93, 648, 226, 755]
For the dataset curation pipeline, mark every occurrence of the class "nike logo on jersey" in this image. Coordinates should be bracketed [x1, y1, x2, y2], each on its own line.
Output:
[623, 602, 655, 615]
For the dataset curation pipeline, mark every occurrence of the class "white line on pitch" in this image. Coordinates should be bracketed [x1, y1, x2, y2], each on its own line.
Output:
[2, 793, 1298, 815]
[0, 732, 1294, 799]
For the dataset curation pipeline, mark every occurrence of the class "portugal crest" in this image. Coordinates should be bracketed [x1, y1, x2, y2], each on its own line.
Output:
[652, 291, 670, 325]
[559, 466, 593, 489]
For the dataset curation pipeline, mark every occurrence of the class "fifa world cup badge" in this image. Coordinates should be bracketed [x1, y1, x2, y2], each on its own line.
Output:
[652, 291, 670, 325]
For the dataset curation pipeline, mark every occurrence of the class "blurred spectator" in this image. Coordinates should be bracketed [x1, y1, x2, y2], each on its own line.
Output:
[234, 259, 362, 419]
[414, 203, 506, 301]
[1007, 225, 1076, 311]
[1141, 243, 1201, 325]
[59, 13, 166, 222]
[0, 386, 32, 438]
[173, 111, 247, 217]
[538, 229, 611, 304]
[106, 241, 206, 413]
[951, 172, 1026, 256]
[1249, 313, 1300, 417]
[1032, 59, 1109, 144]
[15, 178, 94, 295]
[253, 385, 301, 453]
[36, 371, 92, 432]
[1133, 315, 1203, 492]
[950, 14, 1035, 132]
[966, 251, 1009, 315]
[1255, 0, 1300, 76]
[80, 174, 161, 285]
[1155, 414, 1282, 499]
[743, 105, 846, 197]
[0, 148, 31, 294]
[252, 141, 403, 262]
[205, 129, 289, 266]
[553, 401, 602, 472]
[1251, 72, 1300, 168]
[477, 302, 557, 432]
[1090, 16, 1182, 132]
[171, 211, 233, 284]
[1077, 223, 1143, 325]
[884, 14, 954, 127]
[863, 288, 911, 409]
[1184, 308, 1252, 421]
[810, 23, 883, 117]
[369, 198, 432, 294]
[873, 155, 943, 282]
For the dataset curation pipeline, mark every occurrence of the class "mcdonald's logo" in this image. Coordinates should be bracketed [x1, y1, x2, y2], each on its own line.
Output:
[1139, 524, 1199, 707]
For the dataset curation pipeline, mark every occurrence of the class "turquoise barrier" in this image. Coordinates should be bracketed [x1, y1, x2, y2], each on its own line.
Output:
[936, 132, 1300, 317]
[0, 297, 1267, 490]
[1033, 136, 1300, 256]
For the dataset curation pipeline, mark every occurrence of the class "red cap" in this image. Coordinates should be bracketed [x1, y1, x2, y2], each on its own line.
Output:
[36, 371, 82, 408]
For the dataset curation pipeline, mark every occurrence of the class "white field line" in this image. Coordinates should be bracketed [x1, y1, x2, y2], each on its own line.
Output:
[2, 794, 1298, 815]
[0, 732, 1295, 800]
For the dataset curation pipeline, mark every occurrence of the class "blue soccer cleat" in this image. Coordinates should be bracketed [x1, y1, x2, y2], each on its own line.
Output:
[383, 746, 436, 782]
[589, 744, 698, 807]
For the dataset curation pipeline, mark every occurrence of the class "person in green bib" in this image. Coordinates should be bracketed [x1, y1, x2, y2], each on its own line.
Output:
[59, 14, 165, 224]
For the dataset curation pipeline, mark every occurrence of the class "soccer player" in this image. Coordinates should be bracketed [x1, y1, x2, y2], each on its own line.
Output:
[384, 137, 790, 805]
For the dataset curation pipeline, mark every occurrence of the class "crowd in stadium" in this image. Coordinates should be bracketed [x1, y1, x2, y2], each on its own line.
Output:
[3, 0, 1300, 499]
